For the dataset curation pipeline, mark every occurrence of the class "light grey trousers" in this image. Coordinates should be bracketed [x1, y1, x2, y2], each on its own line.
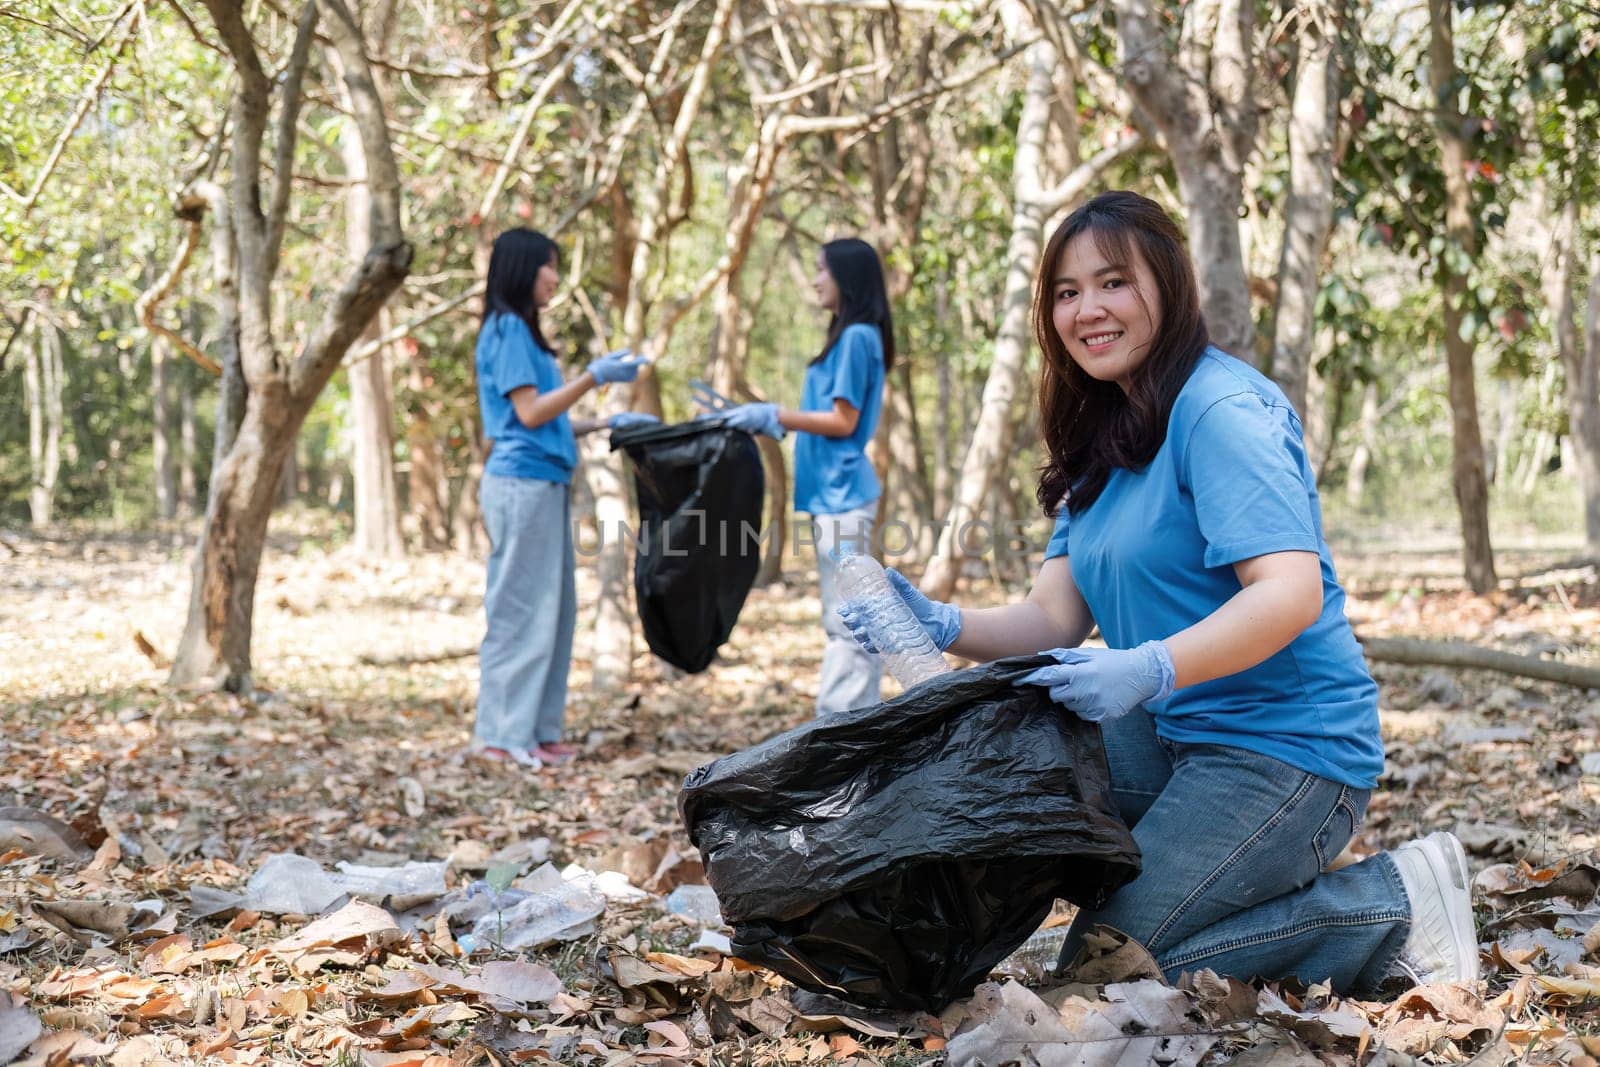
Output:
[811, 502, 883, 716]
[474, 472, 576, 750]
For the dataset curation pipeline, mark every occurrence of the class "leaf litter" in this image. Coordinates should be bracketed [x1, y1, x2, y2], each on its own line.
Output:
[0, 530, 1597, 1064]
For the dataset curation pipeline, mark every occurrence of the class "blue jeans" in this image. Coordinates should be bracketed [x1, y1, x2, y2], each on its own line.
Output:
[1060, 709, 1411, 995]
[474, 473, 575, 750]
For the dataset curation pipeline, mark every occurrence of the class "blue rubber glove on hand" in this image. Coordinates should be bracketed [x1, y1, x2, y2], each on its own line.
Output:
[587, 349, 649, 385]
[837, 567, 962, 653]
[1018, 641, 1176, 722]
[608, 412, 660, 430]
[722, 402, 784, 439]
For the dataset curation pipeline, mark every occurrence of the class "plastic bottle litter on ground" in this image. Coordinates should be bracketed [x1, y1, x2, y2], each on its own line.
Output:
[665, 883, 725, 926]
[835, 553, 950, 689]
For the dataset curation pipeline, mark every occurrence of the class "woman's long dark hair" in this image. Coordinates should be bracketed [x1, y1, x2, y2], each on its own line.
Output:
[483, 228, 558, 354]
[1035, 191, 1210, 516]
[815, 237, 896, 372]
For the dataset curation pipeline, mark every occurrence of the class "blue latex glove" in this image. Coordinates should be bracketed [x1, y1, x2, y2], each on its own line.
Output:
[722, 402, 784, 439]
[837, 567, 962, 652]
[587, 349, 649, 385]
[608, 412, 660, 430]
[1018, 641, 1176, 722]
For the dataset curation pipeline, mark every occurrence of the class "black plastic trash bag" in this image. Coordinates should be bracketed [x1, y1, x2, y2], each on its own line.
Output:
[678, 654, 1141, 1011]
[610, 418, 765, 673]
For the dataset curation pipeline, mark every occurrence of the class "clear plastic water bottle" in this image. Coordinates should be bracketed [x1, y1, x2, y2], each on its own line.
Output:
[835, 553, 950, 689]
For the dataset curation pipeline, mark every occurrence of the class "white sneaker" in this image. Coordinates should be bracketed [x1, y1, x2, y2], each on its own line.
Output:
[1388, 831, 1480, 986]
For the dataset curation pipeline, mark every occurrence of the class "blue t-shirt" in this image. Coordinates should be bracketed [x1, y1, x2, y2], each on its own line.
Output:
[793, 323, 885, 516]
[476, 312, 576, 483]
[1043, 348, 1382, 788]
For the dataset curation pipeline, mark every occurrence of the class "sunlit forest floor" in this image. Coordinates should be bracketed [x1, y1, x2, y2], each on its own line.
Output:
[1, 521, 1597, 1064]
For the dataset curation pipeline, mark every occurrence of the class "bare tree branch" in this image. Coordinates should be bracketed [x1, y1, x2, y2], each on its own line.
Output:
[1035, 129, 1147, 215]
[265, 1, 318, 277]
[15, 0, 142, 213]
[290, 0, 412, 397]
[135, 203, 221, 375]
[783, 35, 1034, 138]
[476, 32, 593, 219]
[342, 283, 481, 368]
[750, 58, 889, 105]
[198, 0, 275, 377]
[161, 0, 224, 54]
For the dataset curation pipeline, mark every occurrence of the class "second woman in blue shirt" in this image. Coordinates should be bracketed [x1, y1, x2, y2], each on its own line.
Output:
[716, 238, 892, 716]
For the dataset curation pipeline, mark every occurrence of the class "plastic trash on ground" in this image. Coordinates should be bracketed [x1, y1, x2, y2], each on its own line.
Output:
[611, 419, 765, 672]
[665, 883, 725, 926]
[466, 862, 606, 950]
[242, 853, 346, 915]
[334, 859, 448, 911]
[679, 654, 1141, 1011]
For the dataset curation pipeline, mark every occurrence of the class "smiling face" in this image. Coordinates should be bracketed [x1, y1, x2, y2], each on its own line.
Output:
[532, 255, 560, 309]
[812, 250, 841, 313]
[1049, 231, 1160, 391]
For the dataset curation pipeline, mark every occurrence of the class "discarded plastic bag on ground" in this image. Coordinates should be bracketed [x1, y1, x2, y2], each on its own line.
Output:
[463, 863, 606, 950]
[334, 859, 448, 911]
[242, 853, 345, 915]
[611, 419, 764, 672]
[678, 655, 1141, 1011]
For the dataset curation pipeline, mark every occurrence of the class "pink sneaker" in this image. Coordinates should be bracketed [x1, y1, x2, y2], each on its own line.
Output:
[532, 742, 577, 766]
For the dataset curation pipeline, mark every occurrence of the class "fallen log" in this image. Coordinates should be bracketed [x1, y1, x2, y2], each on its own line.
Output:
[1358, 635, 1600, 690]
[359, 646, 477, 666]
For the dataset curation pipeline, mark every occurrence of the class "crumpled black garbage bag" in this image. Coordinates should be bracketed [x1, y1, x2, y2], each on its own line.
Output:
[678, 655, 1141, 1011]
[611, 418, 764, 673]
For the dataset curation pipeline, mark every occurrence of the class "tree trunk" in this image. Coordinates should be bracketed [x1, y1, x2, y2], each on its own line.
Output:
[278, 437, 299, 506]
[921, 42, 1054, 599]
[153, 337, 178, 519]
[882, 359, 934, 561]
[1578, 246, 1600, 553]
[1549, 197, 1600, 554]
[581, 432, 635, 687]
[933, 274, 954, 521]
[1113, 0, 1259, 360]
[171, 0, 412, 690]
[1490, 376, 1519, 486]
[340, 81, 404, 557]
[707, 267, 787, 586]
[1344, 380, 1378, 508]
[347, 340, 404, 554]
[179, 360, 199, 518]
[1270, 0, 1342, 413]
[404, 343, 451, 551]
[196, 179, 245, 496]
[24, 312, 63, 529]
[1177, 159, 1255, 359]
[1428, 0, 1496, 594]
[453, 435, 487, 554]
[171, 392, 300, 689]
[1518, 430, 1554, 495]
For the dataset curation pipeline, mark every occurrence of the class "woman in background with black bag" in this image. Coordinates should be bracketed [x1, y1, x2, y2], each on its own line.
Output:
[712, 237, 895, 717]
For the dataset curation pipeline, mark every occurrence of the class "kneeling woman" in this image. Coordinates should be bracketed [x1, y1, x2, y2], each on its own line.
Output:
[845, 192, 1478, 994]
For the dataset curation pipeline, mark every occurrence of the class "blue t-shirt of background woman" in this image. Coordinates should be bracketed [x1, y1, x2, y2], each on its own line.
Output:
[1043, 348, 1383, 789]
[476, 312, 576, 484]
[793, 323, 885, 516]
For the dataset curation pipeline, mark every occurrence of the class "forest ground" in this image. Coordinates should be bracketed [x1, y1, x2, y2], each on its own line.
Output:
[0, 521, 1597, 1065]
